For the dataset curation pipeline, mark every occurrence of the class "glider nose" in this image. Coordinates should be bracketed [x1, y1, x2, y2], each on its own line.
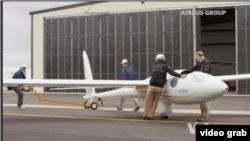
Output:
[225, 85, 229, 92]
[212, 80, 229, 97]
[200, 79, 228, 101]
[220, 80, 229, 93]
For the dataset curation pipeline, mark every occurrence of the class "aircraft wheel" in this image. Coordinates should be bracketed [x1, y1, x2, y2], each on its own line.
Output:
[90, 102, 98, 110]
[160, 115, 169, 119]
[7, 87, 12, 90]
[83, 101, 90, 109]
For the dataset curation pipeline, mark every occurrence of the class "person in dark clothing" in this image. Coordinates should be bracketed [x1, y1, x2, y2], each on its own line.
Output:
[12, 64, 28, 109]
[143, 54, 186, 120]
[117, 59, 140, 111]
[188, 51, 212, 122]
[188, 51, 212, 75]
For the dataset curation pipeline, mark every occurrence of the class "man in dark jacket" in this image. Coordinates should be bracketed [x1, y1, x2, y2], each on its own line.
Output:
[12, 64, 28, 109]
[117, 59, 140, 111]
[189, 51, 212, 75]
[188, 51, 212, 122]
[143, 54, 186, 120]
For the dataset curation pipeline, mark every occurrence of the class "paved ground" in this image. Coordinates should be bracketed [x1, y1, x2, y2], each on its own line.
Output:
[3, 92, 250, 141]
[3, 107, 250, 141]
[3, 111, 194, 141]
[3, 93, 250, 111]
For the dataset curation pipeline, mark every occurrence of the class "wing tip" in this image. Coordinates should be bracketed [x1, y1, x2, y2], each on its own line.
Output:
[82, 50, 86, 58]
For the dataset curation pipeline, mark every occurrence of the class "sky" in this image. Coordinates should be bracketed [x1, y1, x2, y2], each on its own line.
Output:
[3, 2, 82, 68]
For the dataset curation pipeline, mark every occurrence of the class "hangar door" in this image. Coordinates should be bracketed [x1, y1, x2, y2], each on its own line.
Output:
[177, 9, 194, 69]
[146, 9, 196, 70]
[236, 6, 250, 94]
[43, 8, 196, 92]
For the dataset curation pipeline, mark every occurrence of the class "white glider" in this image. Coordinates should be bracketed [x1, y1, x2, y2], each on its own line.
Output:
[3, 51, 250, 118]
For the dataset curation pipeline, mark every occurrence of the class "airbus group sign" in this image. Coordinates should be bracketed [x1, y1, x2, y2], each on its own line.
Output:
[181, 10, 227, 16]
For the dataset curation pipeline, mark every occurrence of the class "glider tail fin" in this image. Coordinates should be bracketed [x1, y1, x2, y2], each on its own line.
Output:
[82, 51, 96, 96]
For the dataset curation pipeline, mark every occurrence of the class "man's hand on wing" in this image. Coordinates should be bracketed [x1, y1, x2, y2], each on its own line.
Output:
[180, 74, 186, 78]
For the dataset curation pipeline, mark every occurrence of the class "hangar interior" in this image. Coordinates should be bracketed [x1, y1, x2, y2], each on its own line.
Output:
[43, 5, 250, 94]
[197, 6, 250, 94]
[198, 7, 236, 91]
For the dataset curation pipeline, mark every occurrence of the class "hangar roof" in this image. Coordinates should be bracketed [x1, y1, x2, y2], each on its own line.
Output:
[29, 1, 107, 15]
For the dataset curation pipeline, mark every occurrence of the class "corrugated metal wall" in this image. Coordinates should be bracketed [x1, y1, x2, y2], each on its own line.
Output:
[236, 6, 250, 94]
[43, 9, 194, 93]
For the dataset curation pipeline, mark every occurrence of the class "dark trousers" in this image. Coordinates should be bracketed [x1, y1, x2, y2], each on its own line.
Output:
[12, 86, 23, 107]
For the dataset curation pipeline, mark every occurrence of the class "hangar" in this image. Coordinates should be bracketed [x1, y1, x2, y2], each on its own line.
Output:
[29, 1, 250, 94]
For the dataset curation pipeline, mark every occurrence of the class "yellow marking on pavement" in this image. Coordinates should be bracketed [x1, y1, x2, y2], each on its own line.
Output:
[3, 113, 250, 125]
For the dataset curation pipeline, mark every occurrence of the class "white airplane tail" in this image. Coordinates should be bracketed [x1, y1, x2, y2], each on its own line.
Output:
[82, 51, 96, 96]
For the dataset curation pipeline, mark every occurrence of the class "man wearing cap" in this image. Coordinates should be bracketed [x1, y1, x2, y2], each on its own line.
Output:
[143, 54, 186, 120]
[117, 59, 140, 111]
[188, 51, 212, 122]
[11, 64, 29, 109]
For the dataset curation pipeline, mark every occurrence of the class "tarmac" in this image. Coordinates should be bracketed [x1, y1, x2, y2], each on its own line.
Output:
[3, 92, 250, 141]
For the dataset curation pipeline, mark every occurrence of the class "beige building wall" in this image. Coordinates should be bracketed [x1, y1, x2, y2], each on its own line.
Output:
[32, 2, 249, 92]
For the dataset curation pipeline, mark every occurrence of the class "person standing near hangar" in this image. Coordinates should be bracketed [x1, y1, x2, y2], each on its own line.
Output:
[117, 59, 141, 111]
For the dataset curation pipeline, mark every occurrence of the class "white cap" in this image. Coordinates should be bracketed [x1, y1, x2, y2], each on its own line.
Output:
[121, 59, 128, 64]
[21, 64, 27, 68]
[155, 54, 165, 60]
